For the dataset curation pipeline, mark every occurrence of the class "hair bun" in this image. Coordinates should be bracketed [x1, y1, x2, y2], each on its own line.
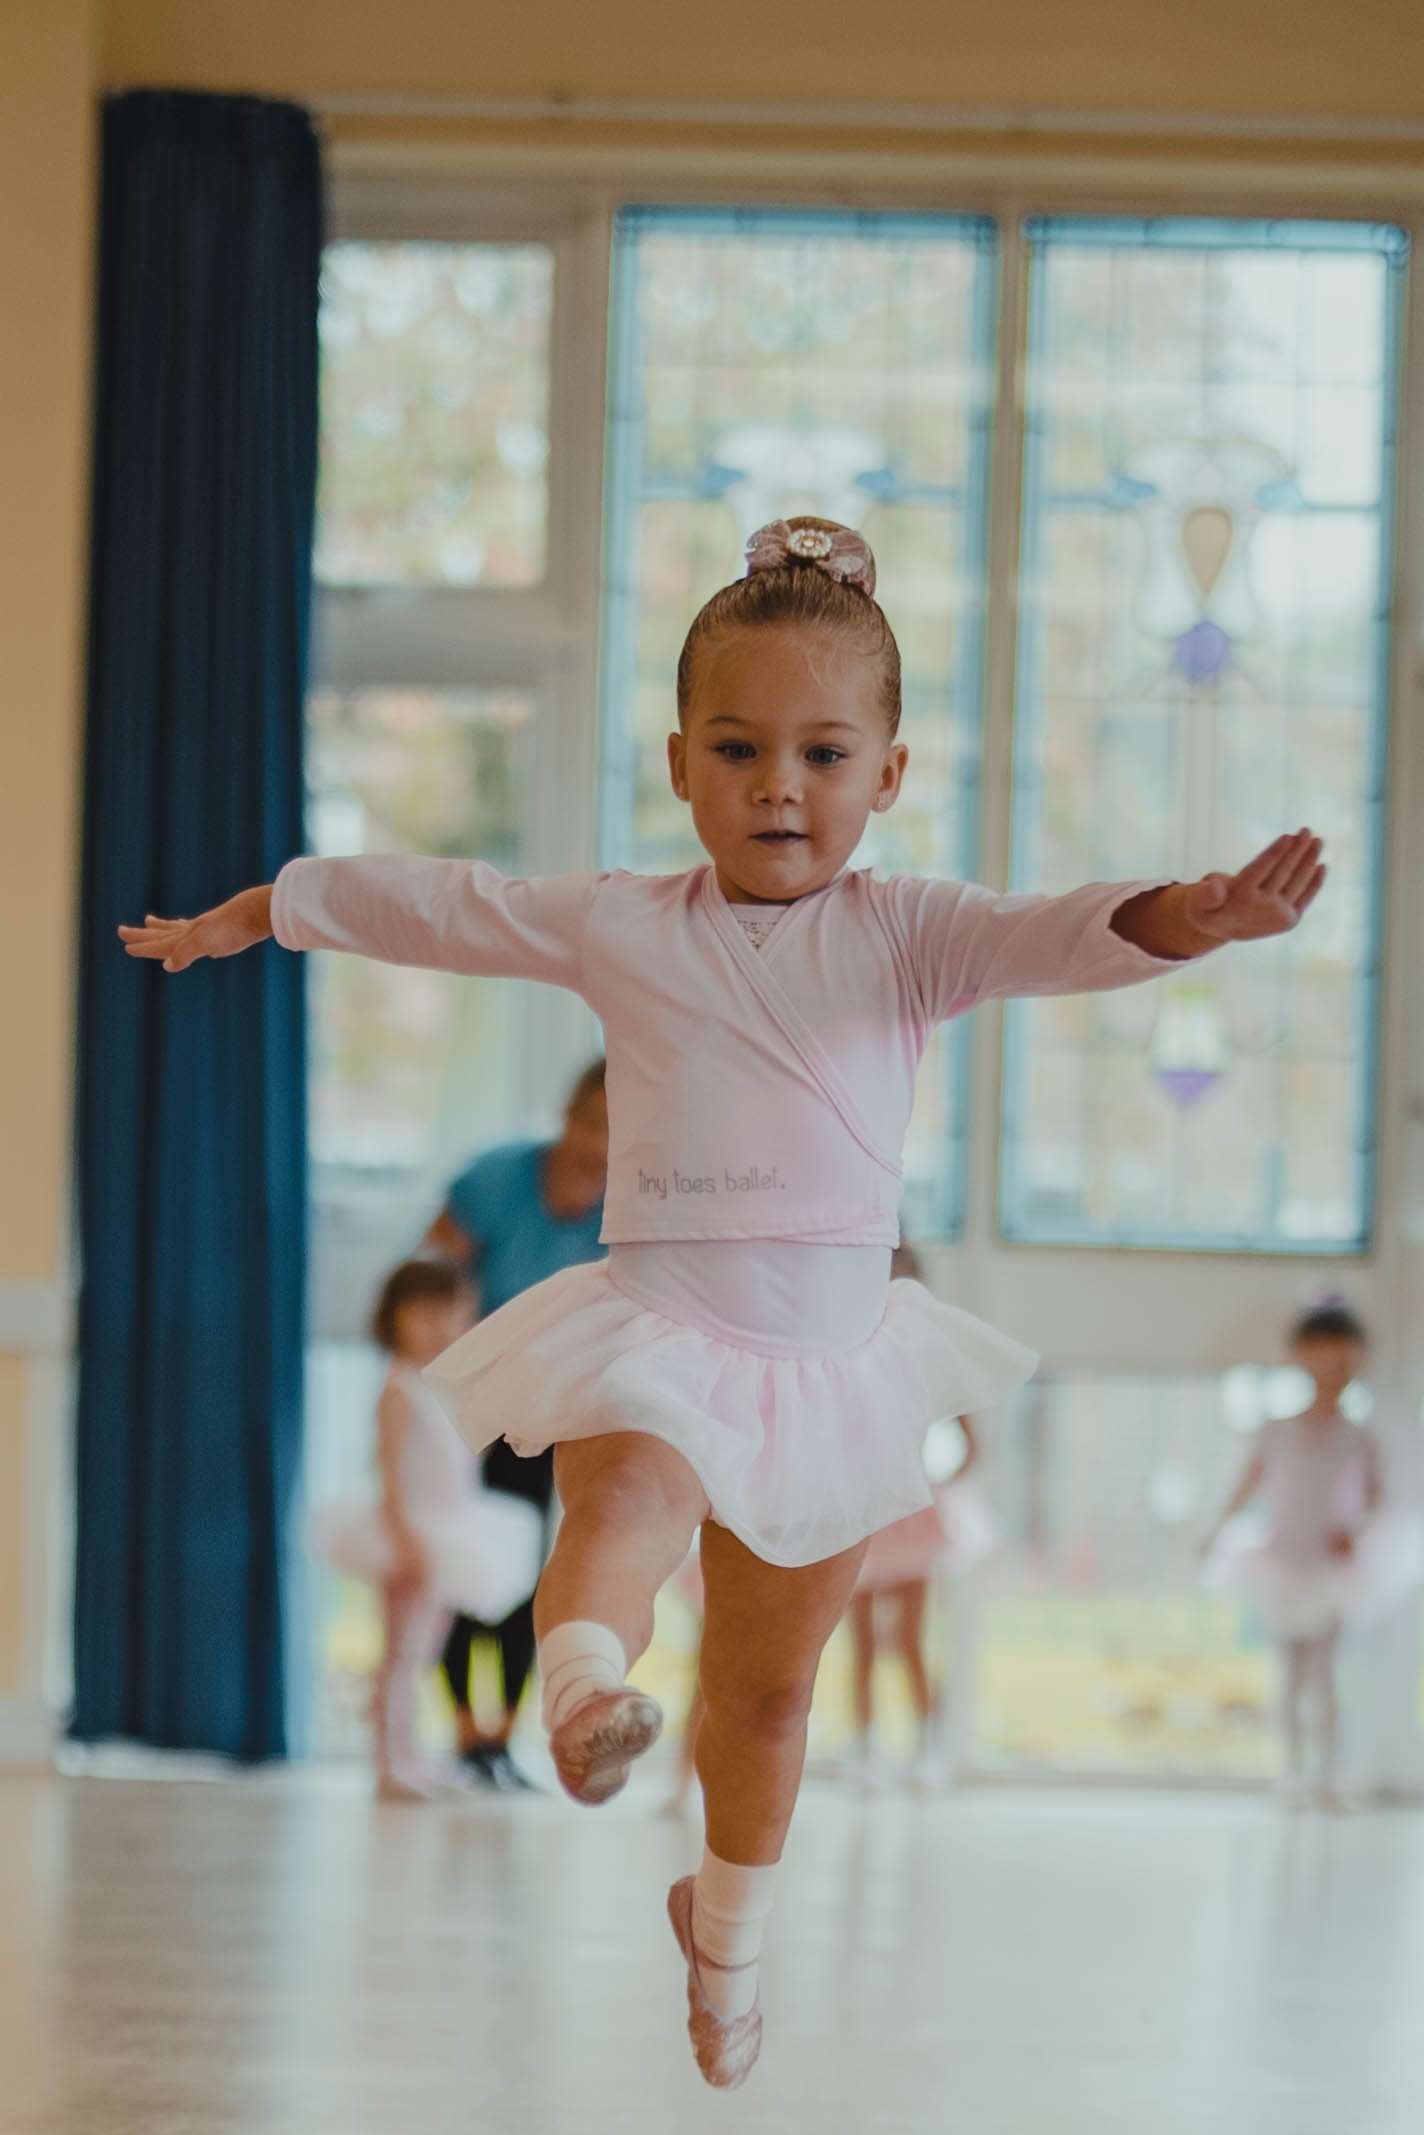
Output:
[744, 518, 876, 598]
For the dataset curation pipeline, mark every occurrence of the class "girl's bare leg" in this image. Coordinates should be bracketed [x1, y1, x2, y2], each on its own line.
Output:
[848, 1590, 877, 1747]
[697, 1523, 868, 1864]
[534, 1432, 709, 1663]
[661, 1673, 705, 1815]
[373, 1585, 447, 1796]
[890, 1578, 935, 1730]
[530, 1434, 708, 1803]
[671, 1525, 868, 2058]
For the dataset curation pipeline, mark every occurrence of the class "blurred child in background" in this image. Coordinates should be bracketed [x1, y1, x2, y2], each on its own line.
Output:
[309, 1260, 542, 1800]
[1203, 1298, 1424, 1808]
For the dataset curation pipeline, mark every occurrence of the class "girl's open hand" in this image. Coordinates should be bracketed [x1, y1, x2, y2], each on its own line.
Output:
[118, 885, 273, 972]
[1181, 830, 1326, 947]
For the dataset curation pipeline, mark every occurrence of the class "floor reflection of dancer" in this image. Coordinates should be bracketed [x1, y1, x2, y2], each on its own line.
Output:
[123, 513, 1325, 2087]
[426, 1061, 608, 1790]
[1202, 1299, 1424, 1809]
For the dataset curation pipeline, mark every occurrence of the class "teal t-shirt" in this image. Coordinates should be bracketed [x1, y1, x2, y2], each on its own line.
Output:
[445, 1140, 604, 1312]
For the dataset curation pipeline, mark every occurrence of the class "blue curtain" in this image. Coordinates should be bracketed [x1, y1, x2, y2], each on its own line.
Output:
[73, 92, 321, 1757]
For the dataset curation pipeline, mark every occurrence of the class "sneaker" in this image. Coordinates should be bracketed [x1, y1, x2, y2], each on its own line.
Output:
[458, 1742, 503, 1786]
[485, 1745, 540, 1792]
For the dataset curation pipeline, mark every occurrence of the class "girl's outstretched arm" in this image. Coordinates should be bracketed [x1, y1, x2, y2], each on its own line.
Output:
[1200, 1447, 1266, 1557]
[121, 854, 598, 993]
[119, 884, 273, 971]
[892, 828, 1328, 1022]
[1111, 830, 1325, 960]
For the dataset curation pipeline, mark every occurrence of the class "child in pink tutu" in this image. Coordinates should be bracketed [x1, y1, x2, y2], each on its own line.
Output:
[847, 1247, 996, 1790]
[308, 1259, 542, 1801]
[1202, 1299, 1423, 1808]
[123, 515, 1325, 2086]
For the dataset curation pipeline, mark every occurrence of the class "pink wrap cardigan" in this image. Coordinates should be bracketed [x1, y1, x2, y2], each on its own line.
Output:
[271, 853, 1184, 1561]
[272, 855, 1178, 1248]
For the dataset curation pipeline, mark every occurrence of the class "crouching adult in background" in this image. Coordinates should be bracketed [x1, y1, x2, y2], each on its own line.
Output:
[426, 1059, 609, 1788]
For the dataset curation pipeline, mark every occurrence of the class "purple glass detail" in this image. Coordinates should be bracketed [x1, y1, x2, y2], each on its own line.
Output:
[1174, 619, 1232, 686]
[1152, 1065, 1224, 1111]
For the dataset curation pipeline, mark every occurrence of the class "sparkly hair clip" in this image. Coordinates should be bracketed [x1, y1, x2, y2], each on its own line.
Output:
[743, 519, 877, 598]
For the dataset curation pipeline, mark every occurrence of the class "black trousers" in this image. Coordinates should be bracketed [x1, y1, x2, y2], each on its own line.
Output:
[441, 1444, 555, 1723]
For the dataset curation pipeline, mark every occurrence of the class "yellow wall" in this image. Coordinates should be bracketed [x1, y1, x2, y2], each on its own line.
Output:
[0, 2, 95, 1715]
[100, 0, 1424, 127]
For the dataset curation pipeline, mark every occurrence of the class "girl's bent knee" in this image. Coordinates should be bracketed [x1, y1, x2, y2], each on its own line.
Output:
[707, 1674, 815, 1743]
[561, 1441, 701, 1527]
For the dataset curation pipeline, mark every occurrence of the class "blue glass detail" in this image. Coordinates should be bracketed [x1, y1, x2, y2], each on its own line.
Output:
[1174, 619, 1233, 685]
[1000, 212, 1405, 1256]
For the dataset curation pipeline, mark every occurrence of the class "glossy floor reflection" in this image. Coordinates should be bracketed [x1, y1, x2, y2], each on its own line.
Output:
[3, 1768, 1423, 2134]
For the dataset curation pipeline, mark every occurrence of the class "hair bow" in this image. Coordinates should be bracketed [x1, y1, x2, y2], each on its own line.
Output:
[743, 520, 877, 597]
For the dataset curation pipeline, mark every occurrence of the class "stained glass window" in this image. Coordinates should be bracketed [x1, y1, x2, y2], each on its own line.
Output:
[316, 243, 553, 587]
[600, 206, 999, 1231]
[1001, 218, 1404, 1251]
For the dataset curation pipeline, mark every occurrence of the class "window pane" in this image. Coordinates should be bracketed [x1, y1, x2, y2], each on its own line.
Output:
[316, 243, 553, 587]
[1002, 218, 1403, 1250]
[601, 206, 998, 1231]
[973, 1369, 1336, 1778]
[305, 684, 534, 1195]
[301, 686, 537, 1757]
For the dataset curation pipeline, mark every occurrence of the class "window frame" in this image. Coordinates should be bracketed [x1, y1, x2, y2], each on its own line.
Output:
[315, 156, 1424, 1777]
[996, 212, 1405, 1258]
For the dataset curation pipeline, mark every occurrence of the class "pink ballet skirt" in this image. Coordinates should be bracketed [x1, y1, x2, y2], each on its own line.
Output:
[1202, 1415, 1424, 1639]
[307, 1491, 544, 1623]
[423, 1258, 1036, 1569]
[856, 1478, 1000, 1592]
[307, 1364, 545, 1621]
[1203, 1507, 1424, 1640]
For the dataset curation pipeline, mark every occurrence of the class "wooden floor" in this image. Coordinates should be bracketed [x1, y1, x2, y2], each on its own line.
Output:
[3, 1766, 1423, 2134]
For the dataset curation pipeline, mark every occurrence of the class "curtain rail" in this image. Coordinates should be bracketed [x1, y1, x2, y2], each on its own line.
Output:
[295, 92, 1424, 145]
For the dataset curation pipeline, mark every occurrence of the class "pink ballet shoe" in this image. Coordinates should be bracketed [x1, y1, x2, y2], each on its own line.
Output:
[666, 1876, 763, 2090]
[549, 1687, 663, 1805]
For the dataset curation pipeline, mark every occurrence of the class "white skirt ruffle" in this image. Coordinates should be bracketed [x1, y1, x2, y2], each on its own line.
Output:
[306, 1490, 544, 1623]
[1203, 1507, 1424, 1640]
[423, 1262, 1036, 1569]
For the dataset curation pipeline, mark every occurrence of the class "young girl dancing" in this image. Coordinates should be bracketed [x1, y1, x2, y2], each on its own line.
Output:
[1202, 1299, 1424, 1808]
[846, 1242, 997, 1791]
[123, 515, 1325, 2086]
[308, 1258, 543, 1800]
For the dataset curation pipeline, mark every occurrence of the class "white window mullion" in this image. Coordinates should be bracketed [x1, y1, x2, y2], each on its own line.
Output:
[1356, 222, 1424, 1793]
[508, 200, 618, 1120]
[954, 203, 1032, 1303]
